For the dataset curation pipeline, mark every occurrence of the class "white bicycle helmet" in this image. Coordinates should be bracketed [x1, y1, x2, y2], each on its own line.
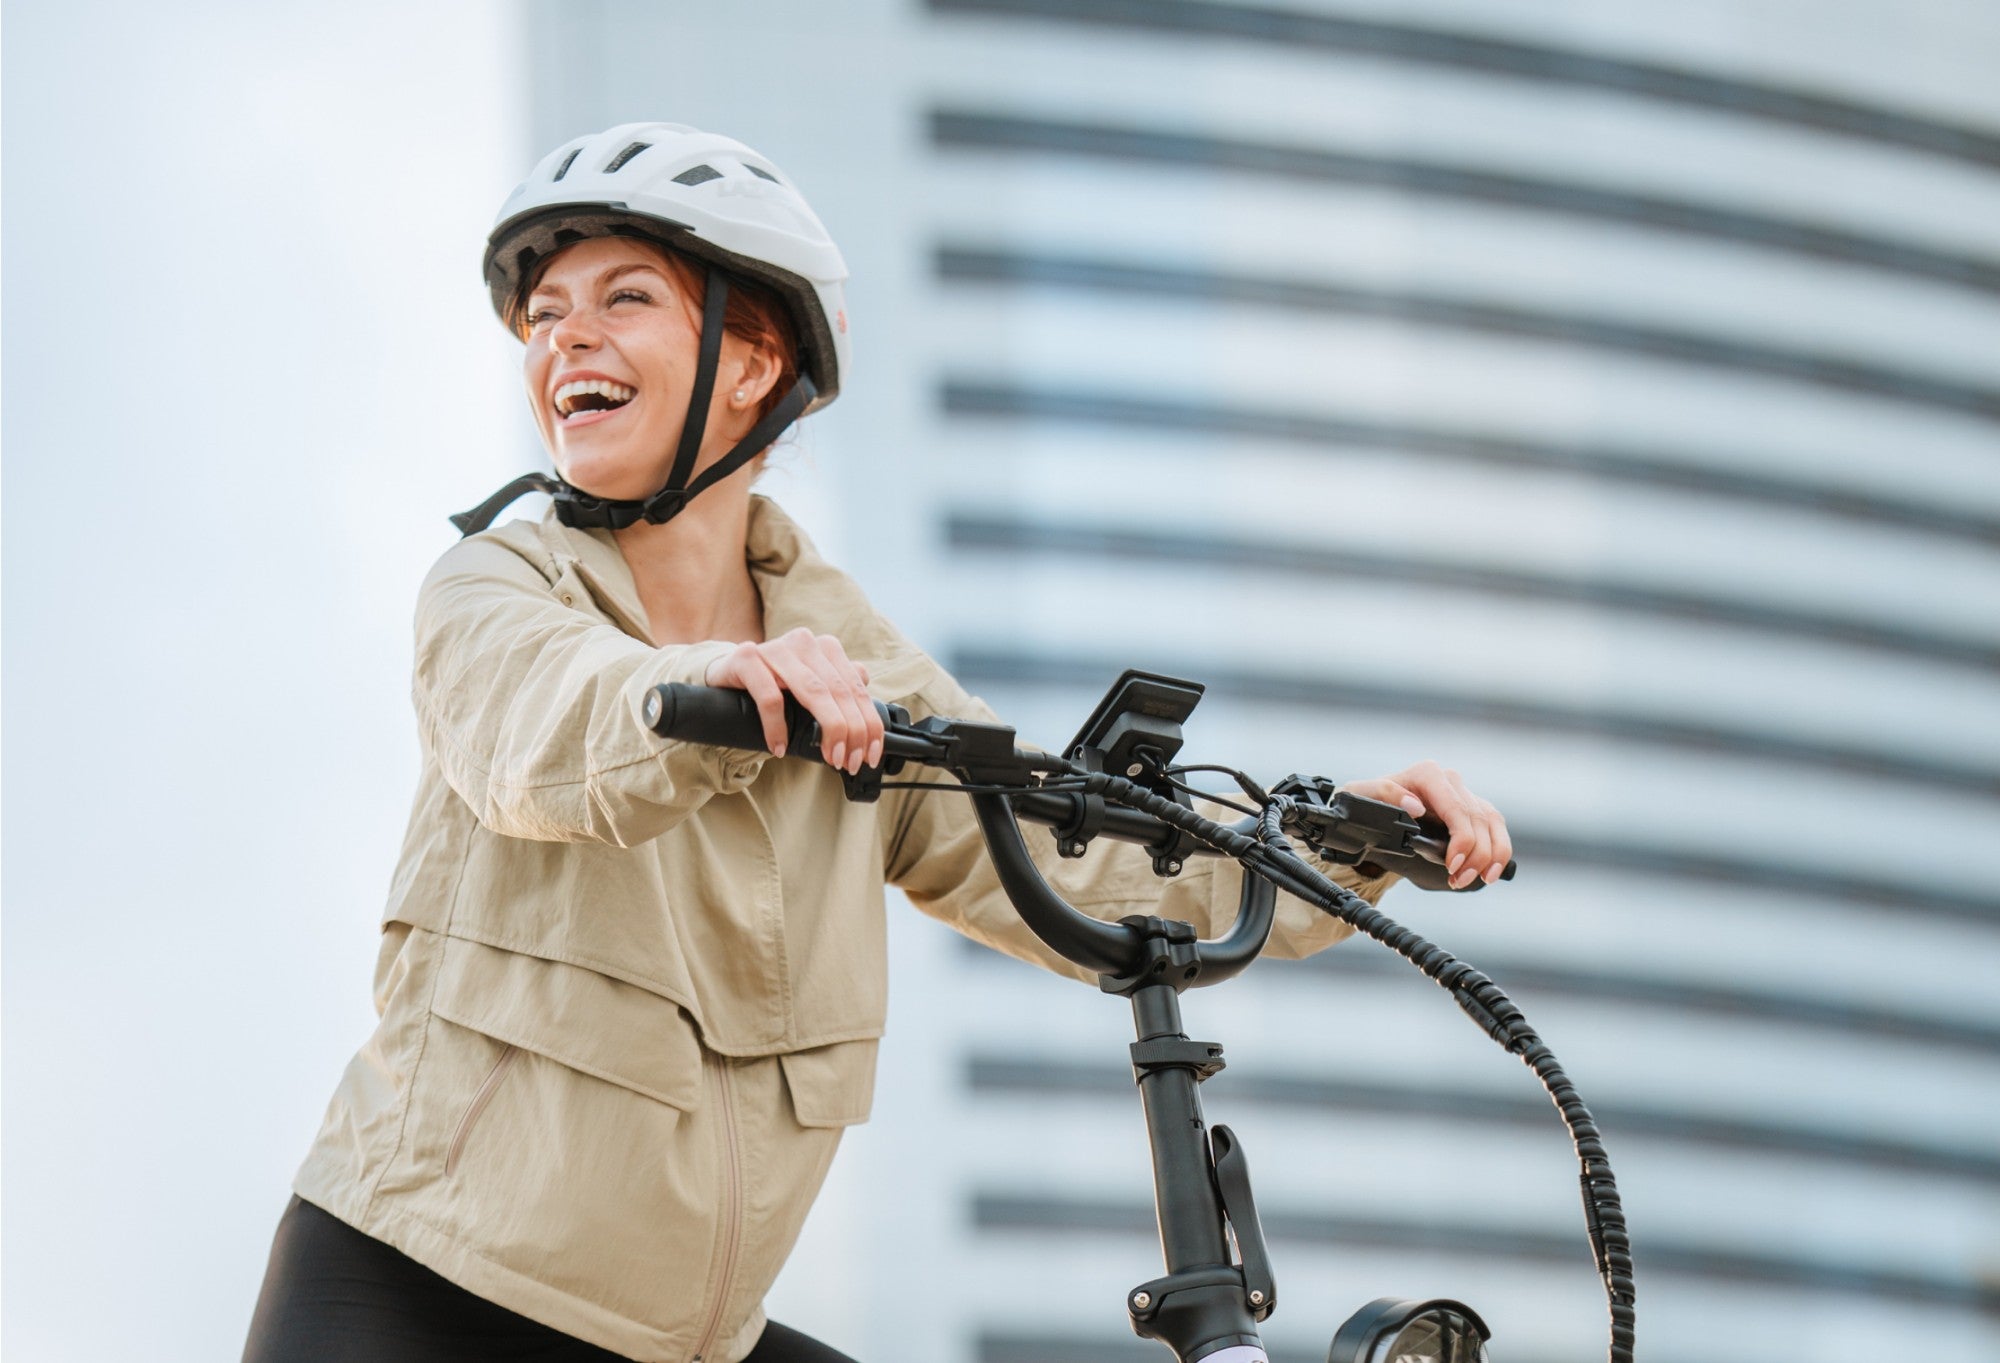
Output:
[454, 122, 850, 536]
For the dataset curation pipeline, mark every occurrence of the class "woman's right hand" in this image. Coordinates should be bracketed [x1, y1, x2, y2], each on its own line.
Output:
[704, 628, 884, 775]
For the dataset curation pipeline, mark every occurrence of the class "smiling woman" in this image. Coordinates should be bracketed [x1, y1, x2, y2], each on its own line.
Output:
[239, 120, 1507, 1363]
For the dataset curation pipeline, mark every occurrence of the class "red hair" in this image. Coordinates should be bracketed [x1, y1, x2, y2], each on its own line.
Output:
[648, 247, 801, 424]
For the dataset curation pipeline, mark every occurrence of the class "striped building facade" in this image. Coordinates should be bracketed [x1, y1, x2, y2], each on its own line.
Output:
[531, 3, 2000, 1360]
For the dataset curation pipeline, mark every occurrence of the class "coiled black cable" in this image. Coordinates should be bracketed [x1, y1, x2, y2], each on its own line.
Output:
[1055, 763, 1637, 1363]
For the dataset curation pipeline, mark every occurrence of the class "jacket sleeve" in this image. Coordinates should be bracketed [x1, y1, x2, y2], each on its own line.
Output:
[411, 535, 762, 846]
[879, 669, 1396, 985]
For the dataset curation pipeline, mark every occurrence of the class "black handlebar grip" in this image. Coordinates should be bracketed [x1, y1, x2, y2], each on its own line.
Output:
[642, 683, 818, 756]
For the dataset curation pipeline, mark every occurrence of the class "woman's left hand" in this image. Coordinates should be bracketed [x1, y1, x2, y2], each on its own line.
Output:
[1339, 761, 1512, 889]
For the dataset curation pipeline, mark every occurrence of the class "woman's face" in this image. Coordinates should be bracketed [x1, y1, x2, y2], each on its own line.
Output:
[520, 236, 767, 501]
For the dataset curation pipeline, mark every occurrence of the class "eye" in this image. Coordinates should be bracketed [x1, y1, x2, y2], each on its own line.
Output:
[524, 306, 559, 329]
[610, 287, 652, 305]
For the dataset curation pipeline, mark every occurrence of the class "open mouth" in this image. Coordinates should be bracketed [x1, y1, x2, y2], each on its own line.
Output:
[553, 378, 637, 422]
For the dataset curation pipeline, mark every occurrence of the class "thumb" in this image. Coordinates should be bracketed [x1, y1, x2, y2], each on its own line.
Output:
[1340, 778, 1426, 818]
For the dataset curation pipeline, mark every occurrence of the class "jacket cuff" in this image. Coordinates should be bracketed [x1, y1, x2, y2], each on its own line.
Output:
[1335, 863, 1401, 905]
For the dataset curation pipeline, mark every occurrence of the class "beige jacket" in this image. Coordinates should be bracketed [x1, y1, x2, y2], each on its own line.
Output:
[294, 496, 1388, 1363]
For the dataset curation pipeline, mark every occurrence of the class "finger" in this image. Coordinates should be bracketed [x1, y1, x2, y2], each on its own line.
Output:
[1404, 767, 1481, 887]
[1477, 800, 1513, 882]
[850, 658, 885, 768]
[1445, 773, 1495, 889]
[1339, 778, 1426, 818]
[772, 634, 863, 771]
[809, 634, 873, 773]
[841, 653, 884, 768]
[729, 647, 791, 756]
[762, 634, 846, 764]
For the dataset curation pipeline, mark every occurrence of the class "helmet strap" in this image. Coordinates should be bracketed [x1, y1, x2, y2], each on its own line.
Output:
[449, 472, 566, 537]
[662, 264, 731, 496]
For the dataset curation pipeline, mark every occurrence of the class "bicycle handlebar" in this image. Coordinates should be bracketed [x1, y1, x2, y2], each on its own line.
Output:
[643, 682, 1277, 983]
[640, 682, 1504, 894]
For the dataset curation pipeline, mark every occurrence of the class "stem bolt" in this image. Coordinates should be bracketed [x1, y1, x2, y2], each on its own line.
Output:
[1126, 761, 1145, 777]
[1249, 1289, 1266, 1307]
[1131, 1291, 1152, 1311]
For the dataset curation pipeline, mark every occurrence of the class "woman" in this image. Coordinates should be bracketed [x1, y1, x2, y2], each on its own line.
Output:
[243, 123, 1512, 1363]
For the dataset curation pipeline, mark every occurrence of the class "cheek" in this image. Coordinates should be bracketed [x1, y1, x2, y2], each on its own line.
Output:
[522, 357, 554, 426]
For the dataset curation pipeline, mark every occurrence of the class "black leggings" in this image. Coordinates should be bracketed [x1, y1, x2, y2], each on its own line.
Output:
[244, 1196, 859, 1363]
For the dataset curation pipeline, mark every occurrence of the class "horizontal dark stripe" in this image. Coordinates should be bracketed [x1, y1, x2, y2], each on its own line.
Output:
[957, 930, 2000, 1057]
[951, 647, 2000, 796]
[978, 1332, 1701, 1363]
[941, 380, 2000, 550]
[1520, 830, 1998, 926]
[929, 0, 2000, 173]
[971, 1057, 2000, 1186]
[1292, 942, 2000, 1057]
[978, 1339, 1203, 1363]
[945, 514, 2000, 675]
[931, 111, 2000, 300]
[975, 1193, 2000, 1312]
[939, 246, 2000, 425]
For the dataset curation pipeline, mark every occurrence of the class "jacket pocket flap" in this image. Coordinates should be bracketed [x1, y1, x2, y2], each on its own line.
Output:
[779, 1039, 879, 1128]
[430, 937, 702, 1111]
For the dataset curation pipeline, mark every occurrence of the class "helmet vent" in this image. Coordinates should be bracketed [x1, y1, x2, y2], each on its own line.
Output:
[746, 164, 781, 183]
[603, 140, 652, 173]
[673, 163, 723, 186]
[551, 148, 582, 182]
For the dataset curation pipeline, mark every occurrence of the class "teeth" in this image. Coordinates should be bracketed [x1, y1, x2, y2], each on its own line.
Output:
[554, 378, 637, 416]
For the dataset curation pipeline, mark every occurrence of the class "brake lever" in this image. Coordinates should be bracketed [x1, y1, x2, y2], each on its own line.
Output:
[1271, 775, 1515, 893]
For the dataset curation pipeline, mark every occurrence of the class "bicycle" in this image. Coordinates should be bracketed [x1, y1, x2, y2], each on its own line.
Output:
[642, 668, 1636, 1363]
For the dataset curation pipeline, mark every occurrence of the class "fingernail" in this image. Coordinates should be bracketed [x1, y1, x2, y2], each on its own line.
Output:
[772, 742, 786, 757]
[1485, 862, 1504, 883]
[1401, 796, 1425, 816]
[1447, 853, 1465, 875]
[869, 739, 883, 767]
[830, 742, 845, 769]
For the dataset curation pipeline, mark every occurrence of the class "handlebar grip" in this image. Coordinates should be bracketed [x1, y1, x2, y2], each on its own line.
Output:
[642, 683, 817, 756]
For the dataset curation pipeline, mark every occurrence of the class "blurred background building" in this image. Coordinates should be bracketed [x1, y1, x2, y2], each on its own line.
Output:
[6, 2, 1997, 1361]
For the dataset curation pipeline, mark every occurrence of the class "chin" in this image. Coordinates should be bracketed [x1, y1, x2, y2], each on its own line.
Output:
[554, 447, 666, 503]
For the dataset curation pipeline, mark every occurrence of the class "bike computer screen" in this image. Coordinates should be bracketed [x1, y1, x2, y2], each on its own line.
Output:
[1063, 669, 1204, 779]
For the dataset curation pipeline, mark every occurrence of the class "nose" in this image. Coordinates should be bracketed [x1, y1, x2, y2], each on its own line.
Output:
[547, 303, 602, 352]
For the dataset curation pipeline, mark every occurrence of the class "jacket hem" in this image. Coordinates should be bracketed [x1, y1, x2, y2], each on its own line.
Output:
[292, 1170, 767, 1363]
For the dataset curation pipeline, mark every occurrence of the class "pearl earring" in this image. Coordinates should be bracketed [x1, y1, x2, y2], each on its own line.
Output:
[733, 388, 746, 402]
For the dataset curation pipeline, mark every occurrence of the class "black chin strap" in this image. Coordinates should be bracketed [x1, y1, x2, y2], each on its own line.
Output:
[449, 263, 817, 538]
[449, 472, 566, 537]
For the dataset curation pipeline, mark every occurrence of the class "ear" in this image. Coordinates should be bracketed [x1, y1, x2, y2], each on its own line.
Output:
[720, 333, 783, 412]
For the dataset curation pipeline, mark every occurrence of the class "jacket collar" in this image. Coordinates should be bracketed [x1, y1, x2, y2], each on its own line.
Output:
[539, 496, 938, 704]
